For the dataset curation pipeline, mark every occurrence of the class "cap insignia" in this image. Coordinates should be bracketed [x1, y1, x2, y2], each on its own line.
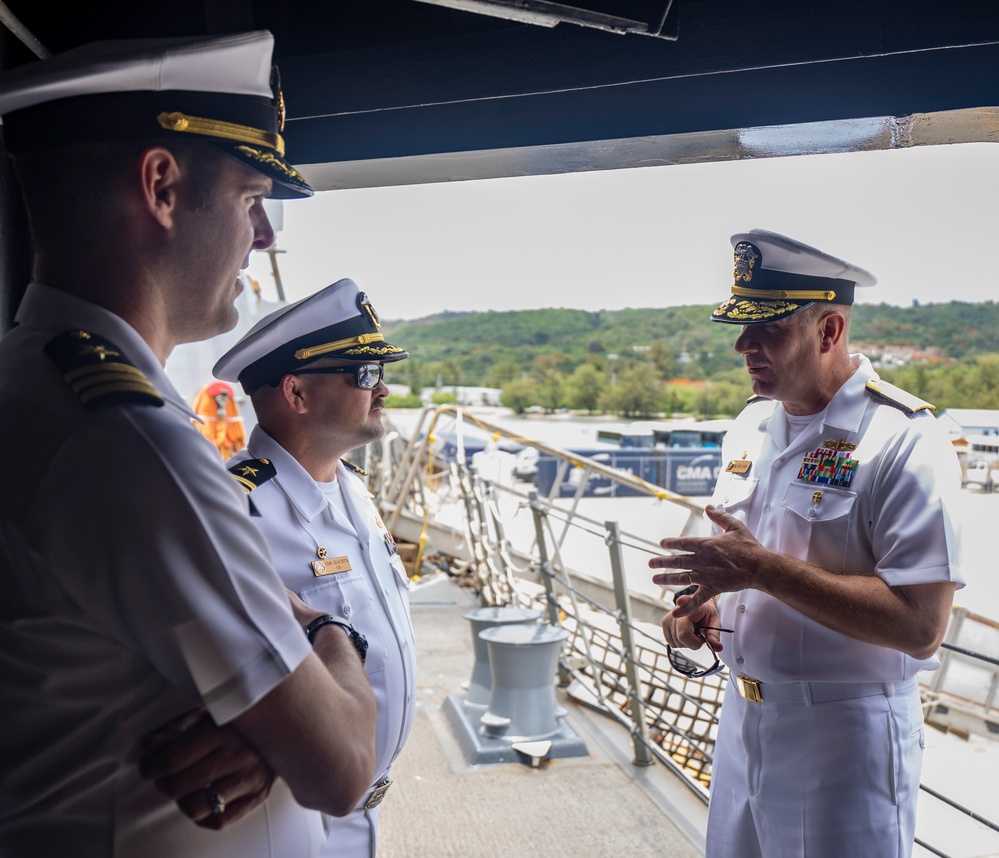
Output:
[358, 292, 381, 329]
[271, 66, 287, 132]
[733, 242, 760, 284]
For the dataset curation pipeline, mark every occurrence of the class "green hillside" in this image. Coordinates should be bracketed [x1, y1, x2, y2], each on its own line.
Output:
[382, 301, 999, 417]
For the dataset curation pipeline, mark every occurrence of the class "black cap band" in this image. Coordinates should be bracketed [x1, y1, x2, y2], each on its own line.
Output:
[240, 315, 407, 392]
[731, 267, 856, 305]
[4, 90, 279, 152]
[5, 90, 312, 199]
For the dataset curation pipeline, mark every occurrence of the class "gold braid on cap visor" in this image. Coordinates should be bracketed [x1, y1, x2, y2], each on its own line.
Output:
[295, 333, 388, 360]
[730, 284, 837, 302]
[712, 298, 803, 321]
[157, 112, 285, 156]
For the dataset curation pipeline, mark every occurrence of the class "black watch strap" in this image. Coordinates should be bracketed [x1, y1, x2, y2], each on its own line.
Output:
[304, 614, 368, 664]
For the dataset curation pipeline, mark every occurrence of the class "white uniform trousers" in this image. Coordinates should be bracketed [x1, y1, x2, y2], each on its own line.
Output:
[706, 679, 924, 858]
[321, 805, 381, 858]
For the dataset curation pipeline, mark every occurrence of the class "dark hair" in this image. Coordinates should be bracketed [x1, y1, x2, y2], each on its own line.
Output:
[12, 138, 227, 248]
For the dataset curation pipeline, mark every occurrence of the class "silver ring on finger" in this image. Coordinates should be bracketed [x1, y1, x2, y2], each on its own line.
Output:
[208, 787, 226, 816]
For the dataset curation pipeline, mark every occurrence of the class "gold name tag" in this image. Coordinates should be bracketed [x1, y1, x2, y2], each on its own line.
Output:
[726, 459, 752, 474]
[311, 555, 352, 576]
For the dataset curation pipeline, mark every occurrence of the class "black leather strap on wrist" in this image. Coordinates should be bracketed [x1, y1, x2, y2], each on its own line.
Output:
[304, 614, 368, 664]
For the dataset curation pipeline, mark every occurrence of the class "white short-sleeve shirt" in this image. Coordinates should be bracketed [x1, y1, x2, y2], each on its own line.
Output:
[0, 284, 323, 858]
[713, 355, 963, 684]
[230, 427, 417, 789]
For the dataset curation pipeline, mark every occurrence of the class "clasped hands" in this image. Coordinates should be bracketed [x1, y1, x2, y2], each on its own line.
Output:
[139, 705, 274, 830]
[138, 590, 314, 830]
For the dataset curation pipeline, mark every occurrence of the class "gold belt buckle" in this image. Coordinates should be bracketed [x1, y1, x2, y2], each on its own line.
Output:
[736, 675, 764, 703]
[363, 778, 392, 810]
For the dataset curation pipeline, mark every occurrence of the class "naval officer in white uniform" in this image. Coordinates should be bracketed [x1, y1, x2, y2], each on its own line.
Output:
[651, 230, 962, 858]
[0, 32, 377, 857]
[213, 278, 417, 858]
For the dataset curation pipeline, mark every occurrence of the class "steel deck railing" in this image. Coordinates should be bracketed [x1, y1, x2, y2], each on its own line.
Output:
[367, 405, 999, 858]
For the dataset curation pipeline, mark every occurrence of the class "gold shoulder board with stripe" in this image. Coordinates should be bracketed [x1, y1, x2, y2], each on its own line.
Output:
[45, 330, 163, 409]
[340, 458, 367, 477]
[228, 458, 277, 493]
[865, 379, 935, 414]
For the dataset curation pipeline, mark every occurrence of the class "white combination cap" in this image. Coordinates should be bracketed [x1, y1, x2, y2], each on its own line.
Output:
[0, 30, 311, 199]
[711, 228, 876, 324]
[214, 278, 409, 392]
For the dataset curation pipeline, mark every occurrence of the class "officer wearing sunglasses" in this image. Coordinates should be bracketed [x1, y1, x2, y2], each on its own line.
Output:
[293, 363, 386, 390]
[170, 278, 416, 858]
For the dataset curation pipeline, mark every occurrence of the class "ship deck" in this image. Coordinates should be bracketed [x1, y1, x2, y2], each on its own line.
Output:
[378, 573, 708, 858]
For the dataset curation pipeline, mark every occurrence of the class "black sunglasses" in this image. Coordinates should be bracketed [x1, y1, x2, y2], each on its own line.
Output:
[667, 625, 731, 678]
[666, 584, 732, 678]
[293, 363, 384, 390]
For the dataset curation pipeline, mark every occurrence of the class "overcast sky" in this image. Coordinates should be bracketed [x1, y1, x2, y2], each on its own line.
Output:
[244, 142, 999, 321]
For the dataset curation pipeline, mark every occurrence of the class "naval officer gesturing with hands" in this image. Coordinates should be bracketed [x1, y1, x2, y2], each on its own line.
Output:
[650, 229, 962, 858]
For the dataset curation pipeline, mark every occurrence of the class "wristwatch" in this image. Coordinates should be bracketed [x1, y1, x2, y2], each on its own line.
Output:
[304, 614, 368, 664]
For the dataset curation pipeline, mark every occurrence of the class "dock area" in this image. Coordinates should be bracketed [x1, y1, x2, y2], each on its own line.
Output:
[378, 573, 708, 858]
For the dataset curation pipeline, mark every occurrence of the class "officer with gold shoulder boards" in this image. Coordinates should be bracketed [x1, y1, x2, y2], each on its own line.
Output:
[0, 33, 376, 858]
[650, 230, 963, 858]
[214, 278, 417, 858]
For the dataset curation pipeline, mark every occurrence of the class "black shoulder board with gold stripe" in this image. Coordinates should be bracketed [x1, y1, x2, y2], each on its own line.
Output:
[341, 458, 367, 477]
[228, 458, 277, 493]
[865, 379, 935, 415]
[746, 394, 772, 404]
[45, 330, 163, 409]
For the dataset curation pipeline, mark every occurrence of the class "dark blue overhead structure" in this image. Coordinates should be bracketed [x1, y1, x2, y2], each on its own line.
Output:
[1, 0, 998, 320]
[278, 1, 999, 188]
[3, 0, 999, 188]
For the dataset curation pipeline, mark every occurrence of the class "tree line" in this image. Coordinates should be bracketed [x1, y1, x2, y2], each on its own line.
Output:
[381, 301, 999, 418]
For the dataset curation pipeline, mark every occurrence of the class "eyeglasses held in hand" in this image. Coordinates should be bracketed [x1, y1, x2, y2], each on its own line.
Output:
[667, 625, 731, 678]
[293, 363, 384, 390]
[666, 584, 732, 678]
